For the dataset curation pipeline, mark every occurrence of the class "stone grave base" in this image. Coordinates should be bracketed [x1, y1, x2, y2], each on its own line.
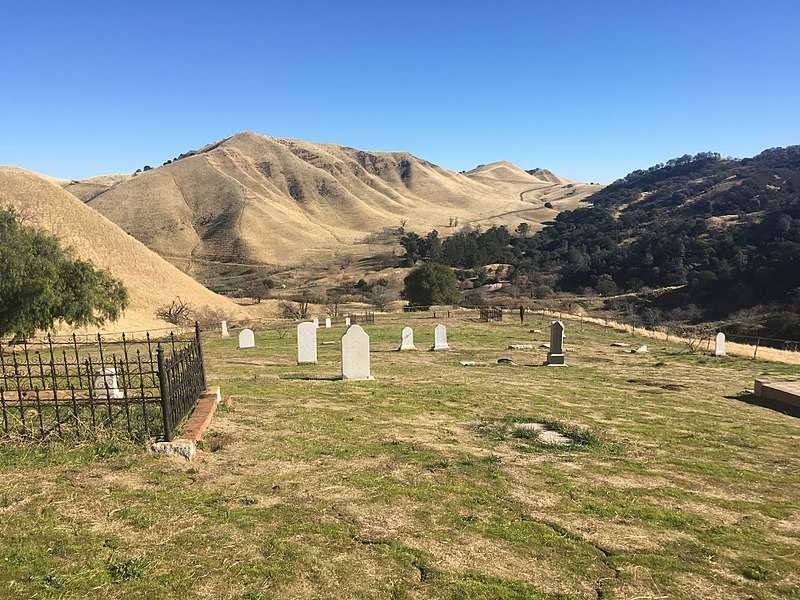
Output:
[755, 380, 800, 409]
[515, 422, 572, 446]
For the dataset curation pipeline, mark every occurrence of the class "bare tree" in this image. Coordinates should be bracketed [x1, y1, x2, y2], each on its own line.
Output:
[279, 289, 316, 320]
[156, 297, 193, 325]
[367, 284, 398, 312]
[325, 290, 342, 317]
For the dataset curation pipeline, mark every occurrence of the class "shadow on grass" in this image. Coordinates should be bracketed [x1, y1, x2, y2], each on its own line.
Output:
[279, 374, 341, 381]
[725, 392, 800, 418]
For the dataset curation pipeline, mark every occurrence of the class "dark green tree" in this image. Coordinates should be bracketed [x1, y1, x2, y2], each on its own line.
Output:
[0, 207, 128, 337]
[401, 263, 460, 307]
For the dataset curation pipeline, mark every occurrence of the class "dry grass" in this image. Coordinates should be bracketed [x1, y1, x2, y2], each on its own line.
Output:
[1, 314, 798, 599]
[539, 309, 800, 365]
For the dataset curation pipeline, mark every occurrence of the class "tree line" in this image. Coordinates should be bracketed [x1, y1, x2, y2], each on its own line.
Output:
[400, 146, 800, 337]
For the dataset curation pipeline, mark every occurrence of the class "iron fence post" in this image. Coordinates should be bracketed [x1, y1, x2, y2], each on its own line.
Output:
[156, 344, 173, 441]
[195, 321, 207, 391]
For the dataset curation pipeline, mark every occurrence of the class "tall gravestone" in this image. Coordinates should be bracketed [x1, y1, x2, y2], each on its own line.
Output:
[297, 321, 317, 364]
[345, 317, 351, 327]
[546, 321, 566, 366]
[325, 317, 332, 328]
[399, 326, 416, 350]
[432, 324, 449, 351]
[714, 332, 726, 357]
[341, 324, 373, 380]
[221, 320, 229, 338]
[312, 317, 319, 328]
[238, 328, 255, 350]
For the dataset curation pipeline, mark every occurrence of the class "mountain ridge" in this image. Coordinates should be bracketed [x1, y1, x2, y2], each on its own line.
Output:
[64, 131, 601, 278]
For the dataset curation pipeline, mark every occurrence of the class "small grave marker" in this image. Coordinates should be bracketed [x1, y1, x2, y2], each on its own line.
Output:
[297, 321, 317, 364]
[238, 328, 255, 350]
[94, 368, 123, 399]
[432, 324, 449, 351]
[545, 321, 566, 366]
[341, 325, 373, 380]
[399, 326, 416, 350]
[221, 320, 229, 338]
[714, 332, 726, 357]
[325, 317, 331, 328]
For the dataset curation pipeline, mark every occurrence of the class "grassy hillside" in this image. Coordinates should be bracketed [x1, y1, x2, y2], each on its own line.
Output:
[1, 315, 798, 599]
[65, 132, 599, 280]
[0, 167, 247, 332]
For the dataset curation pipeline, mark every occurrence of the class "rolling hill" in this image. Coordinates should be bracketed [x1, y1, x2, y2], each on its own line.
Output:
[65, 132, 600, 279]
[409, 146, 800, 339]
[0, 167, 246, 332]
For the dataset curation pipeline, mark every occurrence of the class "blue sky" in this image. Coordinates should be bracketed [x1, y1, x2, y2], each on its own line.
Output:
[2, 0, 798, 182]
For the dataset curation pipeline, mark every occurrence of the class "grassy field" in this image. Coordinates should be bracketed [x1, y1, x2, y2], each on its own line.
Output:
[1, 315, 799, 599]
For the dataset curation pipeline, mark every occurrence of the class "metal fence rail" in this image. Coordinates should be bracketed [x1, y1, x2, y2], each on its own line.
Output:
[348, 312, 375, 325]
[158, 323, 207, 442]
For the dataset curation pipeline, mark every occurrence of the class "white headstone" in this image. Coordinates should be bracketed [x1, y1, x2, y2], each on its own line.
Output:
[341, 324, 373, 380]
[94, 368, 123, 399]
[546, 321, 566, 366]
[399, 326, 416, 350]
[297, 321, 317, 364]
[345, 317, 351, 327]
[325, 317, 331, 328]
[312, 317, 319, 328]
[238, 328, 255, 350]
[432, 324, 449, 351]
[633, 345, 648, 354]
[221, 320, 229, 338]
[714, 332, 726, 357]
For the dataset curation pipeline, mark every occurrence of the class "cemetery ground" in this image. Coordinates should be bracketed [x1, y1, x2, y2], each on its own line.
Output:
[1, 316, 799, 600]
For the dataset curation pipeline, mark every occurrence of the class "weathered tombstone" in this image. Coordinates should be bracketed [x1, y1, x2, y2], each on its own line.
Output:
[345, 317, 351, 327]
[432, 324, 449, 351]
[325, 317, 332, 328]
[545, 321, 566, 366]
[714, 332, 726, 357]
[238, 328, 255, 350]
[399, 326, 416, 350]
[297, 321, 317, 364]
[221, 320, 229, 338]
[94, 368, 123, 399]
[341, 324, 373, 380]
[312, 317, 319, 328]
[633, 345, 648, 354]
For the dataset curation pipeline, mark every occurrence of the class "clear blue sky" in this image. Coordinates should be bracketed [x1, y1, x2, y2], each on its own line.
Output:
[2, 0, 798, 183]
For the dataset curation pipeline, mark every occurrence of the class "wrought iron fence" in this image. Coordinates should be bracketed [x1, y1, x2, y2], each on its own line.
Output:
[0, 323, 206, 442]
[479, 307, 503, 322]
[348, 312, 375, 325]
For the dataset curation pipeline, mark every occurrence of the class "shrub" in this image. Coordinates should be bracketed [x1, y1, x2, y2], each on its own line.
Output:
[402, 263, 460, 307]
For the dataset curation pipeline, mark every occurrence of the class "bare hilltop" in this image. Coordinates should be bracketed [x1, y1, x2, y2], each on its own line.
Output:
[65, 132, 600, 277]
